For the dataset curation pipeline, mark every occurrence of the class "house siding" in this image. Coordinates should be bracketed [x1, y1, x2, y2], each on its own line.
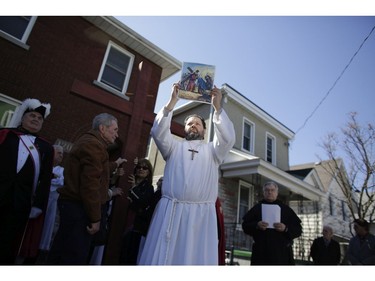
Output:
[225, 98, 290, 171]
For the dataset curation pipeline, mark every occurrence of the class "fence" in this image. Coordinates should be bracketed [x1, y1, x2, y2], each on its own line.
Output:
[224, 223, 313, 265]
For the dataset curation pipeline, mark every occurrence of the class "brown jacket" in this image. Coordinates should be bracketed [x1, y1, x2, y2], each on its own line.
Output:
[58, 130, 117, 223]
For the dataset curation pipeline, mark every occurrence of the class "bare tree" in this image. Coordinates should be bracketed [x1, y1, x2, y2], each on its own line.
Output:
[320, 112, 375, 222]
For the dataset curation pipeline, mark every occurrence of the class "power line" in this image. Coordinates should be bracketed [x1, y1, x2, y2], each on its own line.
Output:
[295, 24, 375, 135]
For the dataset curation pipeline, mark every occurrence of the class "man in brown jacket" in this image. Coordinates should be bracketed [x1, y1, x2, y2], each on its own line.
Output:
[47, 113, 126, 264]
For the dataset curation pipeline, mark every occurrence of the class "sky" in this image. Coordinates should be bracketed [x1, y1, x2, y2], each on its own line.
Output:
[117, 16, 375, 167]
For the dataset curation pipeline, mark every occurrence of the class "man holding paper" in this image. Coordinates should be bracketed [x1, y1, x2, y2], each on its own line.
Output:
[242, 181, 302, 265]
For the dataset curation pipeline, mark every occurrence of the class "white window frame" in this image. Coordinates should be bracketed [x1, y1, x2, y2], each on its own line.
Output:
[94, 40, 134, 98]
[0, 16, 37, 49]
[266, 132, 276, 165]
[237, 180, 254, 227]
[242, 117, 255, 154]
[0, 94, 21, 127]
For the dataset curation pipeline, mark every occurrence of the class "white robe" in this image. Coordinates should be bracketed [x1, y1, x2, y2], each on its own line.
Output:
[139, 107, 235, 265]
[39, 165, 64, 250]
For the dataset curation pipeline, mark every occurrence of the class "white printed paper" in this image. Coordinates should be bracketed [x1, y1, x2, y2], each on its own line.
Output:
[261, 204, 281, 228]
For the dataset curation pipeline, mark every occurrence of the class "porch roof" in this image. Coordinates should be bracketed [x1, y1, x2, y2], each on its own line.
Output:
[221, 150, 324, 201]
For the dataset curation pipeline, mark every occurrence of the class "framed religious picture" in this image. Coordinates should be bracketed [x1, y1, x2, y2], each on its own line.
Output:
[178, 62, 216, 104]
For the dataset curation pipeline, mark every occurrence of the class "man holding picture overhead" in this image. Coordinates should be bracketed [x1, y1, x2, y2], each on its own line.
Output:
[139, 83, 235, 265]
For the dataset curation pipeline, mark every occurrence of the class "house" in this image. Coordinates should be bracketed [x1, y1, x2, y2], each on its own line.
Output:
[0, 16, 181, 264]
[289, 160, 353, 263]
[147, 83, 325, 263]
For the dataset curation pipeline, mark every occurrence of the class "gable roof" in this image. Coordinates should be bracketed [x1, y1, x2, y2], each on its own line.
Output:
[290, 160, 344, 193]
[287, 167, 313, 180]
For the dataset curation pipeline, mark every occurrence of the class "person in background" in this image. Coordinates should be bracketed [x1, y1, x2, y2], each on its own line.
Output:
[152, 176, 163, 208]
[346, 218, 375, 265]
[139, 83, 235, 265]
[87, 166, 124, 265]
[0, 98, 54, 264]
[310, 225, 341, 265]
[135, 175, 164, 264]
[120, 158, 155, 265]
[47, 113, 126, 265]
[90, 167, 125, 249]
[37, 144, 65, 263]
[242, 181, 302, 265]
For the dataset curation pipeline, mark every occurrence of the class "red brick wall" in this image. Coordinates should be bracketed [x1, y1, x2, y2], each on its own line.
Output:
[0, 16, 161, 143]
[0, 16, 163, 264]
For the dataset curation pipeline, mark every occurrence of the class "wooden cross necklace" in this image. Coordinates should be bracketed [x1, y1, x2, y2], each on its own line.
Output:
[188, 148, 198, 160]
[188, 141, 202, 160]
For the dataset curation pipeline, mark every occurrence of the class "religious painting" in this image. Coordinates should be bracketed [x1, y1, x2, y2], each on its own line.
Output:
[178, 62, 216, 104]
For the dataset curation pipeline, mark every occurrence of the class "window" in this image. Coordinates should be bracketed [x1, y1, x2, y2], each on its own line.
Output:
[95, 41, 134, 97]
[329, 195, 336, 216]
[0, 16, 37, 46]
[237, 181, 254, 224]
[266, 132, 276, 165]
[341, 201, 347, 221]
[242, 118, 254, 153]
[0, 94, 21, 128]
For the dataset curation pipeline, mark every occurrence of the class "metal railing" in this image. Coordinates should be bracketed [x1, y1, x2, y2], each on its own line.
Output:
[224, 223, 252, 251]
[224, 222, 313, 264]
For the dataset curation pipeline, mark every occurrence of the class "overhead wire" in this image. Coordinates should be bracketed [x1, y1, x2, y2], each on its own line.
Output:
[294, 24, 375, 135]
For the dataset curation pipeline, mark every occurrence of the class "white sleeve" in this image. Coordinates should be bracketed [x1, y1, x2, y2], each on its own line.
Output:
[151, 107, 176, 160]
[212, 109, 235, 163]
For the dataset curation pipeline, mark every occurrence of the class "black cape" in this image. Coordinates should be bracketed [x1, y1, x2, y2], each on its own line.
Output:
[242, 199, 302, 265]
[0, 128, 53, 263]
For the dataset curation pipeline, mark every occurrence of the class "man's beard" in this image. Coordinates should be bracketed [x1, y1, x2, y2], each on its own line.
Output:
[185, 131, 203, 141]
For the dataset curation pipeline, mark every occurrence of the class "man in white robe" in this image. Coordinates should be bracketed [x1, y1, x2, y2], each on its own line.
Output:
[139, 83, 235, 265]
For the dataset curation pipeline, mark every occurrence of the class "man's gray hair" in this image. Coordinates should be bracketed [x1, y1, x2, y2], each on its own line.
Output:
[53, 144, 64, 152]
[92, 113, 117, 130]
[263, 181, 279, 190]
[323, 225, 333, 233]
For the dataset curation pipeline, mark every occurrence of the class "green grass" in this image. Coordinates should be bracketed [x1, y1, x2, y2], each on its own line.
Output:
[233, 249, 252, 258]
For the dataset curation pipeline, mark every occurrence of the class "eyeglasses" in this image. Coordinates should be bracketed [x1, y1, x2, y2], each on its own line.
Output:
[136, 165, 149, 171]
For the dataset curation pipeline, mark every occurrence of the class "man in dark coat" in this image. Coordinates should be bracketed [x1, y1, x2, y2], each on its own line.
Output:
[310, 225, 341, 265]
[346, 218, 375, 265]
[242, 181, 302, 265]
[47, 113, 126, 265]
[0, 98, 54, 264]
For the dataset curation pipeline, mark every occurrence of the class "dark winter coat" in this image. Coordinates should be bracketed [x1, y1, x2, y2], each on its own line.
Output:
[310, 236, 341, 265]
[242, 199, 302, 265]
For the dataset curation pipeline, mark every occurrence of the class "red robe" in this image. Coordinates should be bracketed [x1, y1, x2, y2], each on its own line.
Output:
[216, 198, 226, 265]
